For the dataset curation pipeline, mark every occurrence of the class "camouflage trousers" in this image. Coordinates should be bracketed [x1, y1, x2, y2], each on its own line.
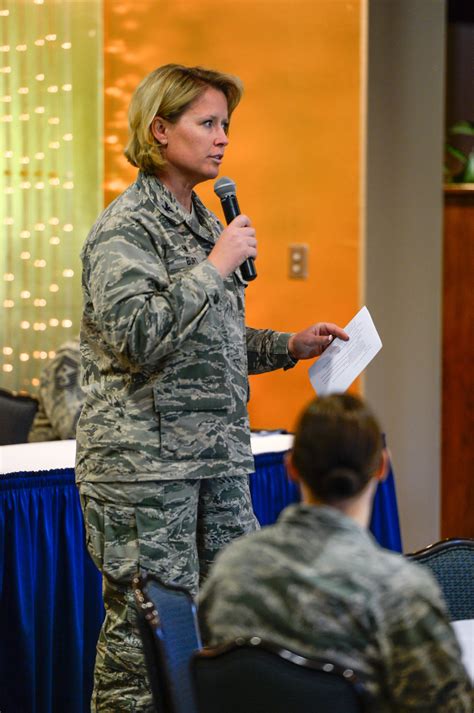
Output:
[79, 475, 258, 713]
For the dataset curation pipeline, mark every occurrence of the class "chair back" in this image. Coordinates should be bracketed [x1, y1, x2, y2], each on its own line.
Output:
[192, 637, 370, 713]
[0, 388, 38, 445]
[406, 538, 474, 621]
[133, 574, 201, 713]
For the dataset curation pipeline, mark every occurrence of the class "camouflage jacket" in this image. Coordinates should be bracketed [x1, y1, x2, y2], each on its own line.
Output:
[29, 338, 84, 442]
[199, 505, 473, 711]
[76, 173, 294, 483]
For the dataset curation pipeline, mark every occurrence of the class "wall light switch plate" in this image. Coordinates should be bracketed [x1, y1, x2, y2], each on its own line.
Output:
[288, 243, 309, 279]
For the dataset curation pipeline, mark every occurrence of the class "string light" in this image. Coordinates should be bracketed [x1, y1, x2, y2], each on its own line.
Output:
[1, 4, 99, 393]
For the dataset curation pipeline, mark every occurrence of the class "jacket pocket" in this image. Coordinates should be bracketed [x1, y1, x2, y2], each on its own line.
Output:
[153, 380, 231, 461]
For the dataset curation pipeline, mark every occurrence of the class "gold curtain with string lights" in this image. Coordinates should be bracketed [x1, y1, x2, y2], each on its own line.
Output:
[0, 0, 102, 392]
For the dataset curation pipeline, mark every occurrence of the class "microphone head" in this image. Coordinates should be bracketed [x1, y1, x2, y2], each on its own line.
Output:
[214, 176, 236, 199]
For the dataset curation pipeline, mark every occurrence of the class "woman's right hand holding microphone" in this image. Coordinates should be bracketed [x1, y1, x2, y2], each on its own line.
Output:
[208, 214, 257, 278]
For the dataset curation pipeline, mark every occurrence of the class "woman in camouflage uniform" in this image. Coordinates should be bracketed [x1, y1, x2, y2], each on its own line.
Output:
[76, 64, 348, 711]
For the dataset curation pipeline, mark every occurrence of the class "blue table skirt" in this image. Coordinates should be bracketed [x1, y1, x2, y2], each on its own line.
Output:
[0, 454, 401, 713]
[250, 451, 403, 552]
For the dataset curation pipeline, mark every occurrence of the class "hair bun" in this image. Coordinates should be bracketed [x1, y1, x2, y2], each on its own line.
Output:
[319, 467, 362, 501]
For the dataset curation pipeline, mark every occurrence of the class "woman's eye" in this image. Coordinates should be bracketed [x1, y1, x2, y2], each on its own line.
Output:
[203, 120, 213, 127]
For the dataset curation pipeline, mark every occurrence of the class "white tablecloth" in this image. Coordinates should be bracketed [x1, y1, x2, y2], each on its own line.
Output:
[452, 619, 474, 683]
[0, 433, 294, 475]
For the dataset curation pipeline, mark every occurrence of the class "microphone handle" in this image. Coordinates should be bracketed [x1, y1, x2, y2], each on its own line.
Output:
[220, 194, 257, 282]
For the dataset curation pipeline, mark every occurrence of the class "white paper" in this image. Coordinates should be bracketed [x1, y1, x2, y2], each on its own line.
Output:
[308, 306, 382, 396]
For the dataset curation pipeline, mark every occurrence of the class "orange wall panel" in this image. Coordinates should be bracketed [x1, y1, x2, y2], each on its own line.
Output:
[104, 0, 362, 431]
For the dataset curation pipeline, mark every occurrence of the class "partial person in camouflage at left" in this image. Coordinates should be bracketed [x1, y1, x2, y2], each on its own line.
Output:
[76, 63, 349, 712]
[29, 337, 85, 442]
[199, 394, 473, 712]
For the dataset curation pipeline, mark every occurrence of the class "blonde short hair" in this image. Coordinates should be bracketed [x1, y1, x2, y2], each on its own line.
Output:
[124, 64, 243, 174]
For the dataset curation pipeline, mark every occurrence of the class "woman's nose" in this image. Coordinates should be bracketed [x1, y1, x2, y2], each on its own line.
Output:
[215, 127, 229, 146]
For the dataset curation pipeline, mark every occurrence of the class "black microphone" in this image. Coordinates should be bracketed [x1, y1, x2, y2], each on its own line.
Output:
[214, 176, 257, 282]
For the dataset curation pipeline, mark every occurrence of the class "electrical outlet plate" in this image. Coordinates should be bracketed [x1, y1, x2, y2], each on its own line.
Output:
[288, 243, 309, 279]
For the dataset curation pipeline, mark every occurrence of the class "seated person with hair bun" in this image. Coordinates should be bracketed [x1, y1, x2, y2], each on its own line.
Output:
[199, 393, 472, 712]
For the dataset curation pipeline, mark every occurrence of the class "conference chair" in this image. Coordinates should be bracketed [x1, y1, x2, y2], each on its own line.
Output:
[191, 637, 371, 713]
[0, 388, 38, 445]
[406, 538, 474, 621]
[133, 573, 201, 713]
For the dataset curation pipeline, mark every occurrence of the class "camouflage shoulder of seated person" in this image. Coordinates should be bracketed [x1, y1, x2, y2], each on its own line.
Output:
[29, 338, 84, 441]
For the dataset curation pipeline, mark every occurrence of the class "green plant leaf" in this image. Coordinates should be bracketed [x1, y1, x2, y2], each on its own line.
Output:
[446, 144, 467, 163]
[449, 120, 474, 136]
[457, 152, 474, 183]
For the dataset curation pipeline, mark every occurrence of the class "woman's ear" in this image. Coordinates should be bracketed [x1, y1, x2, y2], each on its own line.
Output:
[151, 116, 168, 145]
[285, 451, 301, 484]
[375, 448, 390, 482]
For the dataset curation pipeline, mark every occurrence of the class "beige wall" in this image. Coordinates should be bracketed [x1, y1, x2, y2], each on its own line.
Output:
[363, 0, 445, 551]
[103, 0, 363, 432]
